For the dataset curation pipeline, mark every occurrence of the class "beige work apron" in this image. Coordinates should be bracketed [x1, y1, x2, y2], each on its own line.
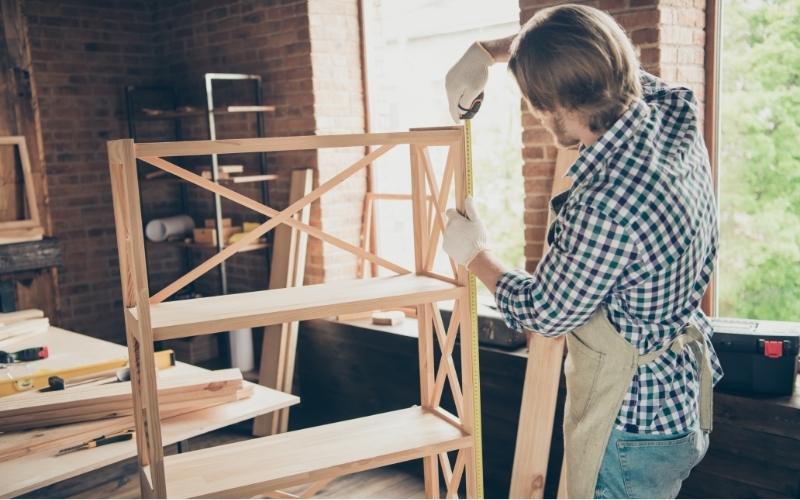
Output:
[547, 191, 714, 499]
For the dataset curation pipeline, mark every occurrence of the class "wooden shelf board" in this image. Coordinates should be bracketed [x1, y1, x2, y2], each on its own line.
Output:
[143, 406, 470, 499]
[146, 241, 269, 253]
[134, 106, 275, 121]
[135, 110, 205, 120]
[131, 274, 463, 341]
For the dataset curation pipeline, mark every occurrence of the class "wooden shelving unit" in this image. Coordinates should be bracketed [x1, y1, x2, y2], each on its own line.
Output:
[107, 127, 481, 498]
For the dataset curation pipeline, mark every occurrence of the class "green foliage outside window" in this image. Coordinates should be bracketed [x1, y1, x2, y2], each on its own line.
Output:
[718, 0, 800, 320]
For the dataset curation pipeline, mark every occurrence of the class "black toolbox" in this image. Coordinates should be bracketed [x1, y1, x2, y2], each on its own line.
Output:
[710, 317, 800, 395]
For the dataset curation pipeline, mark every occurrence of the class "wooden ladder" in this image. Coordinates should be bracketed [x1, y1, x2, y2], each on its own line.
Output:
[107, 127, 480, 498]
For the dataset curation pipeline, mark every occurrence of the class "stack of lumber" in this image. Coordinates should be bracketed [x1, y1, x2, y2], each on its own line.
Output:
[0, 310, 48, 349]
[0, 368, 244, 432]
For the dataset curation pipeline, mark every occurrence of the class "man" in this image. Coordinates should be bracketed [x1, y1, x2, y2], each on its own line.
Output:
[442, 5, 722, 499]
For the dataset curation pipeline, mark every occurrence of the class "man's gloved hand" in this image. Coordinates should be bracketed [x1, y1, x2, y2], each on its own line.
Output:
[445, 42, 494, 123]
[443, 196, 490, 267]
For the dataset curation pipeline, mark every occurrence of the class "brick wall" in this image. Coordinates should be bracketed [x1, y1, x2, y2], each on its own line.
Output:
[151, 0, 318, 296]
[306, 0, 366, 283]
[519, 0, 707, 273]
[24, 0, 180, 342]
[24, 0, 365, 343]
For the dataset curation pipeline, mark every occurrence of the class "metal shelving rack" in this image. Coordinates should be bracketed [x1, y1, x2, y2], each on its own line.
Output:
[124, 75, 276, 364]
[204, 73, 274, 294]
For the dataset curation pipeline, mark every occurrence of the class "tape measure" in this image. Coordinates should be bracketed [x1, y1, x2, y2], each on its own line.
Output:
[464, 119, 484, 498]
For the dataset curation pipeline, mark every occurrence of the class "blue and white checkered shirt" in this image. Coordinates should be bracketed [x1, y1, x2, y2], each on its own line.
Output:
[495, 71, 723, 435]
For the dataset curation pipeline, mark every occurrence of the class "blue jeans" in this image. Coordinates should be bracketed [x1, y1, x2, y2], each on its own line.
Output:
[594, 424, 709, 499]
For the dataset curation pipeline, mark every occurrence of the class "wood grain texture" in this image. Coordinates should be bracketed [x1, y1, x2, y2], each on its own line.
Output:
[0, 382, 297, 498]
[510, 148, 578, 499]
[0, 136, 40, 232]
[130, 274, 464, 341]
[254, 168, 313, 437]
[134, 130, 462, 158]
[0, 238, 60, 274]
[142, 147, 407, 304]
[143, 407, 469, 499]
[0, 369, 243, 431]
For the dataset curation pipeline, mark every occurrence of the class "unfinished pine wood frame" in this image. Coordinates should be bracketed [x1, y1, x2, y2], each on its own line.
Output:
[108, 127, 480, 499]
[508, 149, 579, 499]
[0, 136, 42, 241]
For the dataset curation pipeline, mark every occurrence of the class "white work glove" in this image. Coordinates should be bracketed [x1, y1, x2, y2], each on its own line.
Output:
[445, 42, 494, 123]
[443, 197, 490, 267]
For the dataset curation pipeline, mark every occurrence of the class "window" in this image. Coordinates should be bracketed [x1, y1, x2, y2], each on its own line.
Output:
[365, 0, 523, 295]
[718, 0, 800, 320]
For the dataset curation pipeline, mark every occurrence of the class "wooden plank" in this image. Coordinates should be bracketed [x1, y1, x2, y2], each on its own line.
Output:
[254, 168, 313, 437]
[0, 316, 47, 341]
[510, 148, 578, 499]
[0, 382, 297, 498]
[0, 237, 60, 274]
[142, 407, 470, 499]
[701, 0, 722, 318]
[0, 369, 243, 431]
[131, 274, 464, 341]
[231, 174, 279, 183]
[116, 138, 167, 497]
[134, 130, 463, 158]
[0, 307, 42, 324]
[0, 0, 52, 237]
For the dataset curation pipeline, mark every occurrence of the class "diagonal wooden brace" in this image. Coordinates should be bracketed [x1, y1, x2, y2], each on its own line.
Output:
[142, 145, 410, 304]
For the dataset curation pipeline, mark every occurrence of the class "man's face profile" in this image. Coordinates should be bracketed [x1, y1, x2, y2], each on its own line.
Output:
[528, 102, 582, 150]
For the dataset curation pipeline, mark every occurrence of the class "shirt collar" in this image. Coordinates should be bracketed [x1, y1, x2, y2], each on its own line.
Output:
[565, 98, 650, 185]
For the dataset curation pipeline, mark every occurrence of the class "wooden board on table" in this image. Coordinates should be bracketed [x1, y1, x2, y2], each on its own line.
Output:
[0, 369, 244, 431]
[0, 384, 253, 463]
[0, 382, 298, 498]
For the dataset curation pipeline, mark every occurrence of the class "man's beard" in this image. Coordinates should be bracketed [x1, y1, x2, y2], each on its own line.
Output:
[549, 113, 581, 150]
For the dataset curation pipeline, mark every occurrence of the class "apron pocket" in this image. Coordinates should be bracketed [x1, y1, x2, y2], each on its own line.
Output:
[565, 333, 604, 422]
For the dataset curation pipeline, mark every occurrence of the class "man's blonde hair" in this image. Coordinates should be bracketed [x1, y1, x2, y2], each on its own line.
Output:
[508, 4, 641, 133]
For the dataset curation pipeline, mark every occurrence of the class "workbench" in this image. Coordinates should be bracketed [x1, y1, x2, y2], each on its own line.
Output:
[0, 327, 297, 498]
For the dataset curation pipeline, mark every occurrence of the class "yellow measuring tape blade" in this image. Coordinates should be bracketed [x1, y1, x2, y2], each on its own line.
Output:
[464, 120, 485, 498]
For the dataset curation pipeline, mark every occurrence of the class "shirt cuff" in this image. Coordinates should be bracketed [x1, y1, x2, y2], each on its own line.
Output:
[494, 269, 532, 333]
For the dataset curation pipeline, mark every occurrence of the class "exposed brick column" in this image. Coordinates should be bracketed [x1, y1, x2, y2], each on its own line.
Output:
[518, 0, 706, 273]
[305, 0, 366, 284]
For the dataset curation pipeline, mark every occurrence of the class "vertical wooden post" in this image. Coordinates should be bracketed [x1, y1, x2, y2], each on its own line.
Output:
[509, 149, 578, 499]
[111, 139, 167, 498]
[411, 143, 439, 499]
[109, 158, 150, 495]
[0, 0, 60, 322]
[453, 130, 479, 499]
[254, 168, 313, 437]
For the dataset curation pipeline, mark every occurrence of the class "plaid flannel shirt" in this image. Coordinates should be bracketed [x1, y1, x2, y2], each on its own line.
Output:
[495, 70, 723, 435]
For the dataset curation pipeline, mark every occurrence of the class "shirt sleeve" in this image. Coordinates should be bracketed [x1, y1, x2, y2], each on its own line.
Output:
[494, 204, 640, 336]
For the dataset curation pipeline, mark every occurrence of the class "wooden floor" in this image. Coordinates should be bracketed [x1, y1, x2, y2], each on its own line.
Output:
[20, 421, 431, 499]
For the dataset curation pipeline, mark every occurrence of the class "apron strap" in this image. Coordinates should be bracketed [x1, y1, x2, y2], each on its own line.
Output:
[636, 326, 714, 431]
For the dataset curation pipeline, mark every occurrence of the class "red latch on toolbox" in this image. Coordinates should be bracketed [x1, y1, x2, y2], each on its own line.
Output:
[764, 341, 783, 358]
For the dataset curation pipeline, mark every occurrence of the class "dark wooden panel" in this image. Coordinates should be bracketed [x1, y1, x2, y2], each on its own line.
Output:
[707, 422, 800, 471]
[680, 469, 794, 499]
[715, 389, 800, 439]
[0, 237, 60, 274]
